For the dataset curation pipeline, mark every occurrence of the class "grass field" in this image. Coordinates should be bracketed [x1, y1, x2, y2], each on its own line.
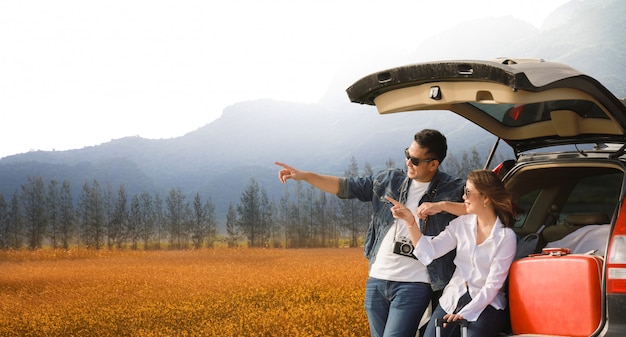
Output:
[0, 248, 370, 337]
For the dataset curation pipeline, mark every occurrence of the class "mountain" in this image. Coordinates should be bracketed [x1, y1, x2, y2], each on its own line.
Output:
[1, 0, 624, 226]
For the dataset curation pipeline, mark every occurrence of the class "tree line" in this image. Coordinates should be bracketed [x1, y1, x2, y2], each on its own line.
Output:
[0, 148, 489, 250]
[0, 176, 220, 250]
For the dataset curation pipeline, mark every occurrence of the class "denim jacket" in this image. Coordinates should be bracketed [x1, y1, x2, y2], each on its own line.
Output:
[337, 168, 464, 291]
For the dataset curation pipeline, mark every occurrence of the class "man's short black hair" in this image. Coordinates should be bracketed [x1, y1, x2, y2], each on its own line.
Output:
[414, 129, 447, 164]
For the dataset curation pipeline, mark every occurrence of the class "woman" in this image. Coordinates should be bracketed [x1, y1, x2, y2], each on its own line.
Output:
[385, 169, 517, 337]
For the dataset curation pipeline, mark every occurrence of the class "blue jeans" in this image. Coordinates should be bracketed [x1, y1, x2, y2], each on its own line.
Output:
[423, 293, 507, 337]
[364, 277, 432, 337]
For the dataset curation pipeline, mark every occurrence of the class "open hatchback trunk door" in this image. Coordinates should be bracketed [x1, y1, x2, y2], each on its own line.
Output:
[346, 58, 626, 155]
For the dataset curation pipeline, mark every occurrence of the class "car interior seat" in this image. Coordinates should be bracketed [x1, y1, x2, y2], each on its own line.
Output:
[542, 212, 610, 243]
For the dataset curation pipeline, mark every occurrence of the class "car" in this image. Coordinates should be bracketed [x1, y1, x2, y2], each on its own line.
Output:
[346, 58, 626, 336]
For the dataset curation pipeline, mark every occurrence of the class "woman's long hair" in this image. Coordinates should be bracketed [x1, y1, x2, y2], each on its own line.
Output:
[468, 169, 517, 228]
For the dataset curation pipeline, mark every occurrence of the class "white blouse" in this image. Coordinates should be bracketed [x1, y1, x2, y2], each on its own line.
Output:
[414, 214, 517, 321]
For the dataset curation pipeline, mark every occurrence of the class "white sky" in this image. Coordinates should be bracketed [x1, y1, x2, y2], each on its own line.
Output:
[0, 0, 570, 158]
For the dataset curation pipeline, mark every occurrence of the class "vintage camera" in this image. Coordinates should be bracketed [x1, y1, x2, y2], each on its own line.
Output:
[393, 236, 418, 259]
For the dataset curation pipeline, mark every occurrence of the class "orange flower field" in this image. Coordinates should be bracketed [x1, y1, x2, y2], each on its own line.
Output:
[0, 248, 370, 336]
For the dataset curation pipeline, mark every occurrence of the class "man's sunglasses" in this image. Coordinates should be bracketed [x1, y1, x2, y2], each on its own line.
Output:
[404, 148, 436, 166]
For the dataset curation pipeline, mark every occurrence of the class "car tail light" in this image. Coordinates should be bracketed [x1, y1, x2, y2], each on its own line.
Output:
[508, 105, 524, 121]
[492, 160, 515, 178]
[493, 162, 506, 175]
[607, 203, 626, 294]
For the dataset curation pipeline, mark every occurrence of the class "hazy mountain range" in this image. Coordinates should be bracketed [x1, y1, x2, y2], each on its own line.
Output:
[1, 0, 624, 225]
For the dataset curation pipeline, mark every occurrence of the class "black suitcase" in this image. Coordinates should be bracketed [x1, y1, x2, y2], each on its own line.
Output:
[435, 318, 468, 337]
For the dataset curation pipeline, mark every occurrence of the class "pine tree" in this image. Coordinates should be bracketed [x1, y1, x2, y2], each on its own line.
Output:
[237, 178, 261, 247]
[139, 192, 155, 250]
[225, 202, 238, 248]
[21, 176, 47, 249]
[339, 157, 361, 247]
[191, 192, 207, 249]
[129, 194, 141, 249]
[165, 188, 187, 249]
[204, 196, 218, 248]
[47, 179, 60, 249]
[0, 194, 8, 249]
[78, 180, 105, 249]
[110, 185, 128, 249]
[8, 191, 23, 249]
[59, 180, 74, 250]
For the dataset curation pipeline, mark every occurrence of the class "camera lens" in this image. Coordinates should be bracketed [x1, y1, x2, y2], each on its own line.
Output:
[400, 243, 412, 254]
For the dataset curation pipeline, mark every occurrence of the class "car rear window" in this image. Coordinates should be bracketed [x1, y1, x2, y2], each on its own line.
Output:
[560, 173, 622, 220]
[471, 100, 609, 127]
[508, 167, 623, 232]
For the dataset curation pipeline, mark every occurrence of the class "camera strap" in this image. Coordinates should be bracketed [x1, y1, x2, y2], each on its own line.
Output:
[392, 219, 399, 241]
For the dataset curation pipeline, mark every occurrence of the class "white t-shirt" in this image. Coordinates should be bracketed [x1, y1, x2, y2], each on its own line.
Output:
[369, 180, 431, 283]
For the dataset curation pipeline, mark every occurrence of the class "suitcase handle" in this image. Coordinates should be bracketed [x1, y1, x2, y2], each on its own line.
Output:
[529, 247, 571, 257]
[435, 318, 468, 327]
[542, 247, 570, 255]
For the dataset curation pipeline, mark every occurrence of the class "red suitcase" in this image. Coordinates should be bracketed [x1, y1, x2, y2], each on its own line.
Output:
[508, 248, 603, 337]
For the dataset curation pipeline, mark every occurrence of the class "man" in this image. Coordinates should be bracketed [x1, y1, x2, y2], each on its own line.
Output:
[276, 129, 464, 337]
